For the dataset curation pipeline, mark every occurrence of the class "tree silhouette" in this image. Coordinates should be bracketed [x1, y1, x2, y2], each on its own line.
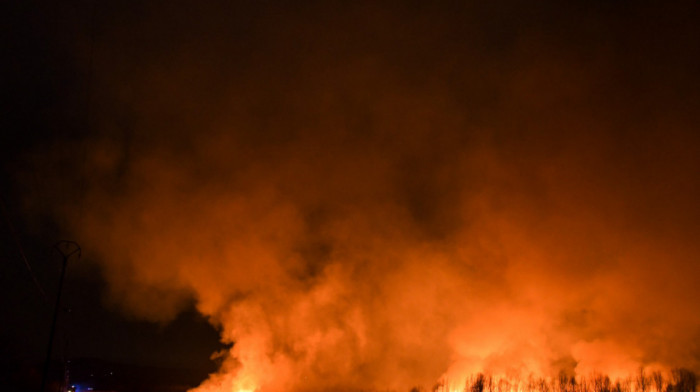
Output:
[471, 373, 486, 392]
[671, 369, 697, 392]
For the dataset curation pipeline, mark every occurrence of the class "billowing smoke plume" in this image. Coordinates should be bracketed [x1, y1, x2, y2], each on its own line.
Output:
[23, 1, 700, 391]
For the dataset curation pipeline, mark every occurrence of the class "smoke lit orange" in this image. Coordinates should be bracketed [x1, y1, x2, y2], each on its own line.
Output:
[23, 2, 700, 391]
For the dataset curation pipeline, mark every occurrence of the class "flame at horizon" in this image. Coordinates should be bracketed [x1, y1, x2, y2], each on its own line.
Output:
[19, 2, 700, 391]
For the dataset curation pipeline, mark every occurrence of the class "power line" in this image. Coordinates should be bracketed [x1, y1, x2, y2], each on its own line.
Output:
[0, 195, 49, 303]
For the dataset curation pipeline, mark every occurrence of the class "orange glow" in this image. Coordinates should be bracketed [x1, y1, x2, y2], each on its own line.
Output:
[64, 101, 700, 391]
[27, 3, 700, 391]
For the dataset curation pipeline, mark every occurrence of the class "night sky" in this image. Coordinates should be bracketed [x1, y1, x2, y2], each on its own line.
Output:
[2, 1, 699, 391]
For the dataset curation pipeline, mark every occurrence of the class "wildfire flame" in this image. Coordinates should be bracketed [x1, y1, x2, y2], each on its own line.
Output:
[54, 74, 700, 392]
[23, 2, 700, 392]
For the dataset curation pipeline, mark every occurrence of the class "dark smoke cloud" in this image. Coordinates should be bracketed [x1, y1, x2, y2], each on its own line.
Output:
[20, 1, 700, 391]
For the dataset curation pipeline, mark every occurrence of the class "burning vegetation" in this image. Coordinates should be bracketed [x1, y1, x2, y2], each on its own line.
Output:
[431, 368, 698, 392]
[17, 1, 700, 392]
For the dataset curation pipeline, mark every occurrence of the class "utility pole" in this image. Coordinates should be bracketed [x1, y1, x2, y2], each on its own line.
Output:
[40, 241, 80, 392]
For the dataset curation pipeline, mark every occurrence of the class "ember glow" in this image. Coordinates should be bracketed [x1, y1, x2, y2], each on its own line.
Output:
[21, 2, 700, 392]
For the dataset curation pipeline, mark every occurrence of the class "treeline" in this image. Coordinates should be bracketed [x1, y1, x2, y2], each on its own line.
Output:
[419, 368, 697, 392]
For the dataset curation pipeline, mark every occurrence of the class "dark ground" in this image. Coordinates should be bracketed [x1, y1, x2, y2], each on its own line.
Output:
[0, 357, 214, 392]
